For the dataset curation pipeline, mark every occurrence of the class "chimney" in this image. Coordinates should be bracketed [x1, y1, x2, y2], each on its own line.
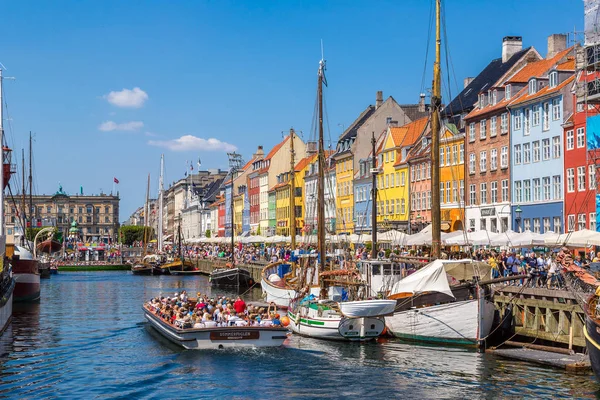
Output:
[376, 91, 383, 109]
[547, 33, 567, 58]
[418, 93, 426, 112]
[306, 141, 317, 155]
[502, 36, 523, 63]
[253, 145, 264, 159]
[463, 77, 474, 89]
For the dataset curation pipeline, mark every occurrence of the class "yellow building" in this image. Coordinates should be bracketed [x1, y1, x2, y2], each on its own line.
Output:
[233, 193, 244, 236]
[378, 118, 429, 231]
[334, 153, 354, 234]
[274, 172, 291, 236]
[294, 153, 317, 235]
[439, 124, 465, 232]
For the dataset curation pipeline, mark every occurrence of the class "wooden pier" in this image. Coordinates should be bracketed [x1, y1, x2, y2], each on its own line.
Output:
[494, 285, 586, 349]
[487, 347, 590, 373]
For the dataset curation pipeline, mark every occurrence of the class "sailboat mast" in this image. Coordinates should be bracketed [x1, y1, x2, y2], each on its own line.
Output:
[143, 173, 150, 254]
[21, 149, 26, 240]
[0, 69, 4, 237]
[158, 154, 164, 252]
[28, 132, 33, 229]
[430, 0, 442, 259]
[371, 132, 378, 259]
[317, 58, 326, 274]
[289, 128, 296, 249]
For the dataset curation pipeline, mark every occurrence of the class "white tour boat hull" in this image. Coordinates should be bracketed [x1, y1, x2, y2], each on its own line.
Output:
[339, 299, 396, 318]
[385, 298, 495, 346]
[143, 307, 288, 349]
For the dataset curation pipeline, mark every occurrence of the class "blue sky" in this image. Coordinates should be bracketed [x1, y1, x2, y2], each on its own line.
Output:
[0, 0, 583, 220]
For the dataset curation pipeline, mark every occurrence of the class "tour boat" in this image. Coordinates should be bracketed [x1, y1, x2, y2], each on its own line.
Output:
[143, 304, 288, 349]
[384, 259, 495, 347]
[210, 267, 254, 288]
[10, 245, 41, 302]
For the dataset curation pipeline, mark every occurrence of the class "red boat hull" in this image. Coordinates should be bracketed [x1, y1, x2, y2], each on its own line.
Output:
[12, 259, 40, 302]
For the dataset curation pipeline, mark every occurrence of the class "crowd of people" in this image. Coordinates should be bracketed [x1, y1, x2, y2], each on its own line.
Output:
[146, 291, 282, 329]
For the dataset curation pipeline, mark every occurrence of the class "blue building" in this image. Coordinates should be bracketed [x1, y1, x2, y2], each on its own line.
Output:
[508, 49, 574, 233]
[354, 157, 373, 234]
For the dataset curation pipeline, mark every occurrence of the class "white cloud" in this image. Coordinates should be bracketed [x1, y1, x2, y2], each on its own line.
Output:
[103, 87, 148, 108]
[148, 135, 237, 152]
[98, 120, 144, 132]
[144, 131, 159, 137]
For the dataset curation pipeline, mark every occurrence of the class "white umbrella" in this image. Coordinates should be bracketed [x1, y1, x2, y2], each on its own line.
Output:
[510, 230, 545, 247]
[552, 229, 600, 247]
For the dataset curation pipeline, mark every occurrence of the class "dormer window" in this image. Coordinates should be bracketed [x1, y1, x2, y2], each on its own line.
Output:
[506, 85, 512, 100]
[479, 94, 486, 108]
[528, 79, 537, 95]
[549, 71, 558, 88]
[492, 90, 497, 105]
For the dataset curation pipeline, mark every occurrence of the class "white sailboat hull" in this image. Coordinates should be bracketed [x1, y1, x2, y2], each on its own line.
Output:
[385, 298, 495, 346]
[339, 299, 396, 318]
[260, 278, 296, 308]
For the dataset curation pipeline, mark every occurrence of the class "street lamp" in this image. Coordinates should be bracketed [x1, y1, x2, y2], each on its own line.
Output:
[515, 205, 522, 233]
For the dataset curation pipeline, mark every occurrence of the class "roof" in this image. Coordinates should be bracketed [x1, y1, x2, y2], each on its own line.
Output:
[400, 104, 431, 122]
[399, 117, 430, 148]
[294, 153, 318, 172]
[557, 57, 575, 71]
[265, 136, 290, 161]
[240, 157, 255, 171]
[506, 47, 572, 84]
[191, 177, 225, 202]
[443, 47, 533, 117]
[508, 75, 575, 107]
[338, 105, 376, 143]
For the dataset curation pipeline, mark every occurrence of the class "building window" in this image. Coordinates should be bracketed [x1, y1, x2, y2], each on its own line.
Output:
[480, 120, 487, 140]
[532, 105, 540, 126]
[469, 123, 476, 142]
[501, 146, 508, 168]
[542, 139, 550, 160]
[492, 90, 497, 105]
[523, 143, 531, 164]
[491, 218, 498, 233]
[514, 113, 522, 130]
[452, 180, 458, 202]
[515, 181, 522, 203]
[524, 108, 531, 135]
[532, 178, 541, 201]
[459, 143, 464, 164]
[543, 102, 550, 130]
[524, 219, 531, 231]
[489, 149, 497, 171]
[446, 182, 451, 204]
[470, 219, 476, 230]
[590, 165, 596, 190]
[460, 180, 464, 202]
[480, 182, 487, 205]
[553, 175, 561, 200]
[452, 145, 458, 165]
[566, 130, 574, 150]
[491, 181, 498, 203]
[490, 116, 497, 137]
[578, 214, 587, 231]
[568, 214, 576, 231]
[501, 179, 509, 202]
[440, 148, 445, 167]
[552, 136, 561, 158]
[549, 71, 558, 88]
[440, 182, 444, 204]
[543, 177, 551, 201]
[577, 127, 585, 148]
[523, 180, 531, 202]
[554, 216, 562, 233]
[501, 113, 508, 134]
[552, 99, 560, 120]
[470, 184, 476, 206]
[528, 79, 536, 95]
[480, 218, 487, 231]
[514, 144, 522, 164]
[591, 213, 597, 231]
[480, 151, 487, 172]
[578, 166, 586, 191]
[469, 153, 476, 174]
[567, 168, 575, 193]
[532, 141, 541, 162]
[401, 199, 406, 214]
[427, 191, 432, 209]
[532, 218, 540, 233]
[543, 217, 551, 233]
[506, 85, 512, 100]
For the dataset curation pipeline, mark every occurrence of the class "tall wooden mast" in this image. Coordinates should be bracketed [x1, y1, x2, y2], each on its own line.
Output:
[21, 149, 26, 242]
[28, 132, 33, 229]
[371, 132, 378, 259]
[289, 128, 296, 249]
[317, 57, 326, 279]
[430, 0, 442, 258]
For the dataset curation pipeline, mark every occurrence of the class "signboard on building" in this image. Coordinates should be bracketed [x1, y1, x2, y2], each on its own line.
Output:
[480, 208, 496, 217]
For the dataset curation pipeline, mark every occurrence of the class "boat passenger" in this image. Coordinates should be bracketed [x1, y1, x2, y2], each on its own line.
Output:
[234, 296, 246, 314]
[272, 314, 282, 326]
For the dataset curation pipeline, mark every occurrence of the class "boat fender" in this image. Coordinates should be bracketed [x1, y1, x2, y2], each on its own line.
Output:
[248, 278, 254, 286]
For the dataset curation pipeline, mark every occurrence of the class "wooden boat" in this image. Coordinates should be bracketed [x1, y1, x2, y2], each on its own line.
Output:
[9, 245, 40, 302]
[143, 304, 288, 349]
[210, 267, 253, 288]
[131, 264, 153, 275]
[36, 239, 62, 254]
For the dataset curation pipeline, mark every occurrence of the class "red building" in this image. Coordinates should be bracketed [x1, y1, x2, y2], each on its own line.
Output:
[563, 70, 599, 232]
[217, 197, 226, 237]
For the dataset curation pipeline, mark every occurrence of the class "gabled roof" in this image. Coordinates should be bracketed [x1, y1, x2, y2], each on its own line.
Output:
[508, 75, 575, 107]
[399, 117, 430, 148]
[265, 136, 290, 161]
[389, 126, 408, 147]
[294, 153, 318, 172]
[400, 104, 431, 122]
[506, 47, 572, 84]
[443, 47, 533, 117]
[338, 105, 376, 143]
[557, 57, 575, 71]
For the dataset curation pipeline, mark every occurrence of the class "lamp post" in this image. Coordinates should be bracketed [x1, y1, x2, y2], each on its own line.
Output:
[515, 205, 522, 233]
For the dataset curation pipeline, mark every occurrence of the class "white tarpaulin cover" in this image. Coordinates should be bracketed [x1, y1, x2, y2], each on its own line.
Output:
[389, 259, 454, 298]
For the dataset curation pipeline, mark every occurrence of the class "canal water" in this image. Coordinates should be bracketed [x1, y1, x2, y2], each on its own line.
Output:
[0, 271, 598, 399]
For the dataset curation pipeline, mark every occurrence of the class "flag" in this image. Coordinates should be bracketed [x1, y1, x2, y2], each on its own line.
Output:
[114, 177, 119, 184]
[197, 158, 201, 168]
[190, 162, 194, 171]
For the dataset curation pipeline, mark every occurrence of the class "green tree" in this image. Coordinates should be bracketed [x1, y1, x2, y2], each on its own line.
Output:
[26, 227, 58, 242]
[119, 226, 154, 246]
[205, 229, 211, 238]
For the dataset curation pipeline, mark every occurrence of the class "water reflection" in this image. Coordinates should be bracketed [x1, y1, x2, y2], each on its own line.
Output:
[0, 271, 596, 398]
